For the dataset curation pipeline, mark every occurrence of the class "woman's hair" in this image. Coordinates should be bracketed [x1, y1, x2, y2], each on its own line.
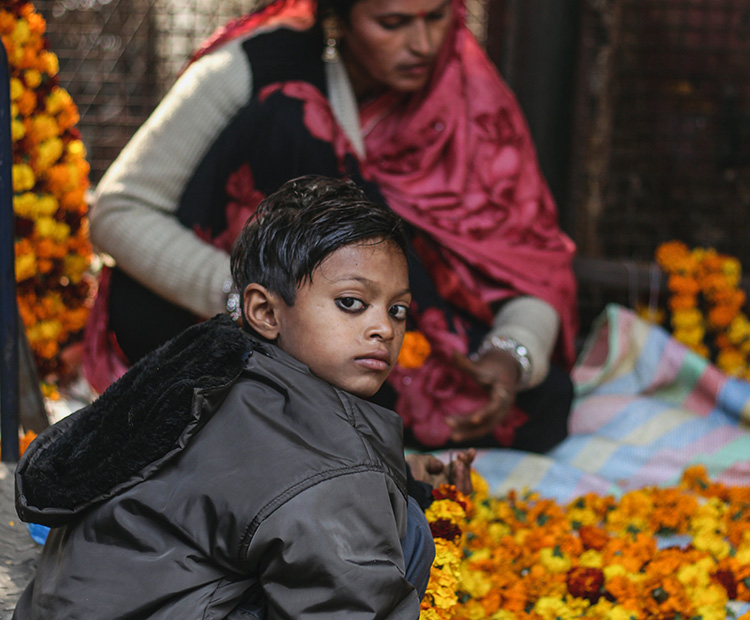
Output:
[316, 0, 358, 22]
[231, 175, 408, 311]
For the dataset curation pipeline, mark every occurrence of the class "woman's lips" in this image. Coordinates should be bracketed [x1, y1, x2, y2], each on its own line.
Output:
[398, 62, 431, 76]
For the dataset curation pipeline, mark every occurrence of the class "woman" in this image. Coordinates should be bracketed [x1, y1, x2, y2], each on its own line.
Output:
[86, 0, 578, 450]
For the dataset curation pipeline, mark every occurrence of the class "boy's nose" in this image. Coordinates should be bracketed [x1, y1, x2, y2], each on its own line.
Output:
[366, 309, 395, 341]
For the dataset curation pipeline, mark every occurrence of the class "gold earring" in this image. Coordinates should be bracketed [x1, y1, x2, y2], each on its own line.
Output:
[321, 14, 342, 63]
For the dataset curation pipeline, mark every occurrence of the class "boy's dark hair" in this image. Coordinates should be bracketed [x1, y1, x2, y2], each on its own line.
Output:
[230, 175, 408, 316]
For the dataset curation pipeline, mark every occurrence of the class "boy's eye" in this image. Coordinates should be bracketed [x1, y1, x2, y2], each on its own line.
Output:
[389, 304, 409, 320]
[336, 297, 366, 312]
[425, 9, 447, 22]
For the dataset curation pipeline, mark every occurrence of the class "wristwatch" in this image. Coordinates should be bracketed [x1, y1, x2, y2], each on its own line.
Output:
[472, 334, 532, 388]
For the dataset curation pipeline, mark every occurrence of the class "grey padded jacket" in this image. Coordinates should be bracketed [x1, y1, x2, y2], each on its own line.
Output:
[14, 315, 420, 619]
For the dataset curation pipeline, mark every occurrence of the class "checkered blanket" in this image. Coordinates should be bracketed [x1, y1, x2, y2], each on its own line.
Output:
[471, 303, 750, 502]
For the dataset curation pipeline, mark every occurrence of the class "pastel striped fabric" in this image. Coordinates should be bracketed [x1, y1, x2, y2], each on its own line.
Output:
[469, 303, 750, 503]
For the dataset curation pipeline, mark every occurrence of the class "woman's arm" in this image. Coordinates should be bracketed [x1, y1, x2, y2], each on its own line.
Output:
[90, 38, 253, 318]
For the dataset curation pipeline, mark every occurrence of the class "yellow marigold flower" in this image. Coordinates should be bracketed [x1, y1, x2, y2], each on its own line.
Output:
[37, 319, 63, 342]
[695, 604, 728, 620]
[66, 139, 87, 159]
[35, 137, 64, 171]
[46, 88, 73, 115]
[23, 68, 41, 88]
[578, 549, 603, 568]
[690, 583, 728, 608]
[40, 50, 58, 76]
[30, 114, 59, 143]
[487, 521, 511, 542]
[727, 314, 750, 344]
[538, 547, 572, 573]
[671, 307, 703, 329]
[534, 596, 575, 620]
[425, 499, 466, 525]
[673, 325, 705, 348]
[677, 558, 713, 590]
[470, 472, 489, 501]
[693, 532, 730, 559]
[15, 250, 37, 282]
[37, 194, 58, 216]
[716, 347, 746, 376]
[11, 17, 30, 44]
[34, 216, 57, 238]
[9, 76, 24, 101]
[51, 221, 71, 243]
[63, 254, 89, 285]
[13, 192, 36, 218]
[11, 118, 26, 141]
[12, 163, 35, 191]
[489, 611, 517, 620]
[460, 567, 492, 598]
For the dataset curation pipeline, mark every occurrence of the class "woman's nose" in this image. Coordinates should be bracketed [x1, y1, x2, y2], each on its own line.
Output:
[408, 20, 434, 56]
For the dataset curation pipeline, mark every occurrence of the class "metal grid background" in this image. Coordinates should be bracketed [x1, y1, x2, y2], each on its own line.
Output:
[571, 0, 750, 263]
[34, 0, 487, 185]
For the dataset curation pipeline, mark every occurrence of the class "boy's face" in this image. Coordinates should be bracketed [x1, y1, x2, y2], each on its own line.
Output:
[275, 239, 411, 398]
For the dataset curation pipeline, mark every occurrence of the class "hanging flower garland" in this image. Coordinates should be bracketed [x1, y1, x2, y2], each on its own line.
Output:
[1, 0, 93, 380]
[655, 241, 750, 379]
[422, 466, 750, 619]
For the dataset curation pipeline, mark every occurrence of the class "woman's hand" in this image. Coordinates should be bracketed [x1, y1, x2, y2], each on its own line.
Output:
[445, 349, 520, 443]
[405, 449, 476, 495]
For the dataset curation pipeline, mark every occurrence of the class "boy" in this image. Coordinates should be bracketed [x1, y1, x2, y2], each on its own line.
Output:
[14, 177, 436, 619]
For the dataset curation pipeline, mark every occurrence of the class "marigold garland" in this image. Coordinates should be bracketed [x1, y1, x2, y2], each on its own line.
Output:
[1, 0, 94, 379]
[654, 241, 750, 379]
[398, 330, 433, 369]
[422, 466, 750, 619]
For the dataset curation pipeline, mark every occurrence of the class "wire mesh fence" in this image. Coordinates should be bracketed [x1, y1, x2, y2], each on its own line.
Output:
[35, 0, 487, 184]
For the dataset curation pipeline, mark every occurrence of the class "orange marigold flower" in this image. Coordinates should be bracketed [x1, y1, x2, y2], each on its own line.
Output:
[656, 241, 692, 273]
[668, 274, 701, 296]
[397, 330, 432, 369]
[578, 525, 609, 551]
[708, 304, 740, 330]
[668, 294, 697, 312]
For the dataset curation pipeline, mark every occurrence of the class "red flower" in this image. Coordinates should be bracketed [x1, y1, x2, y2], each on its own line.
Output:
[429, 518, 462, 542]
[566, 566, 605, 603]
[712, 568, 737, 600]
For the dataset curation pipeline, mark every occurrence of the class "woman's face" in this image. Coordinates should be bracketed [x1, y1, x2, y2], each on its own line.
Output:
[340, 0, 453, 99]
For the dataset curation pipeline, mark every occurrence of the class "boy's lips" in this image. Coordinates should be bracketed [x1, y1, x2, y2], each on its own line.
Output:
[355, 350, 392, 371]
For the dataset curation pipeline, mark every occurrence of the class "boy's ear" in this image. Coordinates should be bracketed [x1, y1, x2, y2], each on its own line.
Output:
[242, 284, 281, 340]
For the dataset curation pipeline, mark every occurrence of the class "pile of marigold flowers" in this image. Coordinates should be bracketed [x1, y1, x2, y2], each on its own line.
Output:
[2, 0, 94, 379]
[654, 241, 750, 378]
[422, 465, 750, 619]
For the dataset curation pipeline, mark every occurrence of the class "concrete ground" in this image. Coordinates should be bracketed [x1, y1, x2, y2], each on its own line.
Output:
[0, 462, 41, 619]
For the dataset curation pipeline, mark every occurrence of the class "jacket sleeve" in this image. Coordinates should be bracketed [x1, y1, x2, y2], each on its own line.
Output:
[245, 469, 421, 620]
[89, 39, 253, 318]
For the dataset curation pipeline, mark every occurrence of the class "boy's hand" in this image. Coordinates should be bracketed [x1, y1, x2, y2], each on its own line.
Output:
[445, 350, 519, 442]
[405, 449, 476, 495]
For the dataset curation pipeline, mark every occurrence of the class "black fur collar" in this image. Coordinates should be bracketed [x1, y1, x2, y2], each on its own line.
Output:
[18, 315, 252, 519]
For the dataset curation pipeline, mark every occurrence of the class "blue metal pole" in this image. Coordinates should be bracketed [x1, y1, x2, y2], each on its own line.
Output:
[0, 40, 20, 462]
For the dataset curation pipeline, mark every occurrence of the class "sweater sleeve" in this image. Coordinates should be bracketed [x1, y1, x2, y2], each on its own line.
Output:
[489, 295, 561, 389]
[89, 38, 253, 318]
[246, 470, 420, 620]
